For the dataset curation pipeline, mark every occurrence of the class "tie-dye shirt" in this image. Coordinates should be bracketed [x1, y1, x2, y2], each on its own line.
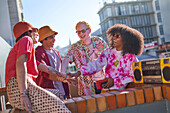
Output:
[80, 48, 137, 90]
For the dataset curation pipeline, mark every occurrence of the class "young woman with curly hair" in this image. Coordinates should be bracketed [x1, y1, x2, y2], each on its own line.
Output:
[68, 24, 144, 92]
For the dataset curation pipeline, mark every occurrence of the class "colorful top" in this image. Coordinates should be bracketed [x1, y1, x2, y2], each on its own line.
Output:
[5, 36, 39, 85]
[65, 36, 107, 96]
[35, 46, 70, 97]
[80, 48, 137, 90]
[35, 46, 61, 89]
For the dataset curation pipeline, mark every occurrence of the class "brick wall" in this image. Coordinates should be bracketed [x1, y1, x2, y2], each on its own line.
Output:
[64, 85, 170, 113]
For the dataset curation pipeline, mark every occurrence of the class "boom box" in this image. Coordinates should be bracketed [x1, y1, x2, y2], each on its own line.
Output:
[132, 58, 170, 83]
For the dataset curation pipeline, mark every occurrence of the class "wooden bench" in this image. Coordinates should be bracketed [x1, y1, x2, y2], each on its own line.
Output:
[0, 87, 28, 113]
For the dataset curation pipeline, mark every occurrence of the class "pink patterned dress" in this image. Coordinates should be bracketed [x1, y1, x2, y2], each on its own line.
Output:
[80, 48, 138, 90]
[65, 36, 107, 96]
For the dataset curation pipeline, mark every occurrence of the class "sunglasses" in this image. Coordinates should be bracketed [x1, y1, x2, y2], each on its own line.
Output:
[76, 28, 89, 34]
[113, 34, 121, 39]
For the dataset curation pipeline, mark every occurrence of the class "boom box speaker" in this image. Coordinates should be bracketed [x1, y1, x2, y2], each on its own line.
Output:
[132, 58, 170, 83]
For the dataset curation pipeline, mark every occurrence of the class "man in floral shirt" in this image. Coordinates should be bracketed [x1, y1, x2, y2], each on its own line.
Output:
[62, 21, 108, 96]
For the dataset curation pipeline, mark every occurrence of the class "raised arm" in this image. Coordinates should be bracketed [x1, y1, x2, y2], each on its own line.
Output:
[69, 49, 109, 78]
[80, 49, 109, 75]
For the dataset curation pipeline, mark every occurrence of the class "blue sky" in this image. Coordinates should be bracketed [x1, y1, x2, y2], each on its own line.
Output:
[21, 0, 131, 48]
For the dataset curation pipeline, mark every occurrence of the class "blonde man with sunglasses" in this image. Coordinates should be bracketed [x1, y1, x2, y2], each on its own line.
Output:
[62, 21, 108, 96]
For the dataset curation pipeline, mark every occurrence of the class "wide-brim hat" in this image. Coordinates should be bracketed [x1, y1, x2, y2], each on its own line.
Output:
[38, 25, 58, 42]
[13, 21, 38, 39]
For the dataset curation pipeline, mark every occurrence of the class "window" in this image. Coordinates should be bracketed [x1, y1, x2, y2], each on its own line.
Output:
[129, 4, 140, 14]
[115, 6, 121, 16]
[157, 12, 162, 22]
[130, 16, 142, 26]
[116, 18, 128, 25]
[101, 22, 109, 33]
[104, 9, 107, 19]
[107, 7, 113, 17]
[141, 3, 148, 13]
[136, 16, 142, 26]
[120, 5, 127, 15]
[143, 15, 151, 25]
[136, 27, 145, 37]
[99, 11, 104, 21]
[145, 27, 153, 37]
[128, 5, 132, 14]
[108, 20, 114, 27]
[155, 0, 160, 10]
[130, 16, 136, 26]
[115, 5, 127, 16]
[115, 6, 120, 16]
[134, 4, 140, 14]
[159, 25, 164, 35]
[130, 4, 135, 14]
[116, 18, 121, 24]
[105, 22, 109, 31]
[99, 13, 103, 22]
[101, 24, 105, 33]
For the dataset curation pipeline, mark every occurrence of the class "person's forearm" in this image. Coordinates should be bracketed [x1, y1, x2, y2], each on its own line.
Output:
[48, 66, 66, 81]
[16, 54, 28, 93]
[38, 63, 68, 81]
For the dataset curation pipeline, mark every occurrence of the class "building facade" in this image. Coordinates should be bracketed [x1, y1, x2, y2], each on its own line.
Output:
[97, 0, 170, 47]
[0, 0, 23, 46]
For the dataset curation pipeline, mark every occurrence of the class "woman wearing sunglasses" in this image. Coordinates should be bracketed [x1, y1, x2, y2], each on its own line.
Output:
[68, 24, 144, 92]
[62, 21, 108, 96]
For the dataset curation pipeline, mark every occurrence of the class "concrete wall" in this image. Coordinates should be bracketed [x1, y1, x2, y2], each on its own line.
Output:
[160, 0, 170, 42]
[0, 0, 13, 46]
[0, 37, 12, 87]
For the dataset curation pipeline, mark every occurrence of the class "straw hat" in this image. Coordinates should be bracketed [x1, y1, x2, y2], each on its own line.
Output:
[38, 25, 58, 42]
[13, 21, 38, 39]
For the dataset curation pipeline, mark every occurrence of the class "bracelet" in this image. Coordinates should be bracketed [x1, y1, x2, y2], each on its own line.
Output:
[20, 92, 28, 96]
[20, 95, 28, 98]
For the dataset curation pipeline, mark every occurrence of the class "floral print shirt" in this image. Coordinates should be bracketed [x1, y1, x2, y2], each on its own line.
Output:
[65, 36, 107, 96]
[80, 48, 138, 90]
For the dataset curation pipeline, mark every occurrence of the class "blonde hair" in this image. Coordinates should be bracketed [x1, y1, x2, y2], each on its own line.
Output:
[75, 21, 91, 30]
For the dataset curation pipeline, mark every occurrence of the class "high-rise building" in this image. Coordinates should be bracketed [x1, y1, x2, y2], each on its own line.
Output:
[0, 0, 23, 46]
[97, 0, 170, 46]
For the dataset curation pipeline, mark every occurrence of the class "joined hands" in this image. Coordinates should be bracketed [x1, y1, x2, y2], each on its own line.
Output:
[62, 74, 78, 86]
[67, 71, 81, 79]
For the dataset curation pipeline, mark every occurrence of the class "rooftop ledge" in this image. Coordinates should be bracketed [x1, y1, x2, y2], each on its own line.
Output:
[1, 83, 170, 113]
[64, 83, 170, 113]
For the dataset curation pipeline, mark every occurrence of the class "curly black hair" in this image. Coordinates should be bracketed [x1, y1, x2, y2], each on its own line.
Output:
[106, 24, 144, 56]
